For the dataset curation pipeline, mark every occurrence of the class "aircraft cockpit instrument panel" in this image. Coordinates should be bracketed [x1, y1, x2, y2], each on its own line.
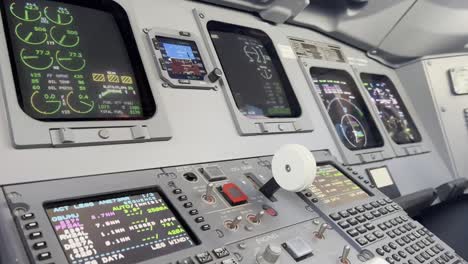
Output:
[2, 0, 155, 121]
[208, 21, 301, 119]
[309, 67, 384, 150]
[361, 73, 422, 145]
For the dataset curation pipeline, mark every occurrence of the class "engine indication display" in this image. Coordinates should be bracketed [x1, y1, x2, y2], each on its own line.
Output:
[208, 21, 301, 118]
[310, 164, 370, 207]
[2, 0, 155, 120]
[45, 189, 197, 264]
[155, 36, 207, 81]
[361, 73, 422, 145]
[310, 67, 383, 150]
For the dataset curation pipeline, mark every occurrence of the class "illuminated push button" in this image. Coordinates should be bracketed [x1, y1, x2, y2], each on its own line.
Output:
[37, 252, 51, 261]
[184, 202, 193, 208]
[177, 257, 195, 264]
[21, 213, 35, 220]
[25, 222, 39, 230]
[201, 224, 211, 231]
[33, 241, 47, 250]
[221, 183, 248, 206]
[189, 209, 199, 216]
[213, 247, 230, 258]
[173, 189, 182, 195]
[29, 232, 42, 240]
[195, 251, 213, 264]
[195, 217, 205, 223]
[178, 195, 188, 201]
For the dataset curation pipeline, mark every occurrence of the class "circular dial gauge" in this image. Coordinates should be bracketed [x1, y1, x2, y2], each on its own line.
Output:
[327, 98, 368, 148]
[56, 50, 86, 71]
[44, 6, 73, 25]
[20, 48, 54, 70]
[9, 2, 41, 22]
[50, 26, 79, 48]
[66, 91, 94, 114]
[15, 23, 48, 45]
[30, 91, 62, 115]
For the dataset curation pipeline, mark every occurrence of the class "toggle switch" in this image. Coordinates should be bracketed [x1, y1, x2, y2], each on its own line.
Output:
[225, 216, 242, 230]
[315, 223, 328, 239]
[340, 245, 351, 264]
[203, 183, 216, 204]
[249, 210, 265, 224]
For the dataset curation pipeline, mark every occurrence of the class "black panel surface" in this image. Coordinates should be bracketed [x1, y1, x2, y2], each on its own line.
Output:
[208, 21, 301, 118]
[2, 0, 155, 121]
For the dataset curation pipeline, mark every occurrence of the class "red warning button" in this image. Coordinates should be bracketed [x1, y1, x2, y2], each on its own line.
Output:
[221, 183, 248, 206]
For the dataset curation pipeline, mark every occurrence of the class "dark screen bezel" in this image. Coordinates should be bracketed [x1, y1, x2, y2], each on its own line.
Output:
[207, 20, 302, 119]
[43, 186, 200, 263]
[314, 162, 373, 208]
[155, 36, 207, 81]
[309, 67, 384, 150]
[0, 0, 157, 121]
[360, 73, 423, 145]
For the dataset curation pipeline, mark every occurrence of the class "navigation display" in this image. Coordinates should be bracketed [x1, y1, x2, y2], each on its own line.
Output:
[208, 21, 301, 118]
[45, 189, 197, 264]
[2, 0, 155, 121]
[361, 73, 422, 144]
[310, 164, 370, 207]
[156, 36, 207, 80]
[310, 67, 383, 150]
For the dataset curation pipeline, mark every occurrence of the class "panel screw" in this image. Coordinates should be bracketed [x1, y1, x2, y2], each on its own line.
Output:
[199, 13, 205, 19]
[162, 83, 169, 88]
[142, 28, 149, 34]
[285, 164, 291, 172]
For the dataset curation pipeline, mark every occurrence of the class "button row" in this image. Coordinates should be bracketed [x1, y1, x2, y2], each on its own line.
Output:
[173, 188, 211, 232]
[176, 247, 231, 264]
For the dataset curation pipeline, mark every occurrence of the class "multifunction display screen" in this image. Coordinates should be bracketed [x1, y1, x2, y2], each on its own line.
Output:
[2, 0, 155, 120]
[361, 73, 422, 144]
[45, 190, 197, 264]
[310, 67, 383, 150]
[208, 21, 301, 118]
[310, 164, 370, 207]
[156, 36, 207, 80]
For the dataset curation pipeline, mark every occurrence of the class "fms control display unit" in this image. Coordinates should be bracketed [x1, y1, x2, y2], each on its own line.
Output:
[0, 1, 467, 264]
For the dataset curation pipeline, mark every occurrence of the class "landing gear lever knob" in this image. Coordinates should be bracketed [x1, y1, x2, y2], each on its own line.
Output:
[260, 144, 317, 198]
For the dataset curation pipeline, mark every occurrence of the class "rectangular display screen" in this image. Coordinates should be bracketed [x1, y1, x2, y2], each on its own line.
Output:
[2, 0, 155, 121]
[361, 73, 422, 145]
[45, 189, 197, 264]
[156, 36, 207, 81]
[208, 21, 301, 118]
[310, 67, 383, 150]
[310, 164, 370, 207]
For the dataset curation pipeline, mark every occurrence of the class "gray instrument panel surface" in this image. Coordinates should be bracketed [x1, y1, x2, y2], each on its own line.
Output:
[0, 151, 464, 264]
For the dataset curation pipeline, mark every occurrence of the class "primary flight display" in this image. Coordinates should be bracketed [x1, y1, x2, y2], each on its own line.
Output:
[208, 21, 301, 119]
[2, 0, 155, 120]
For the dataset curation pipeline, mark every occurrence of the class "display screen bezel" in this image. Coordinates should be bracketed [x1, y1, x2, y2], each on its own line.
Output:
[360, 72, 422, 145]
[0, 0, 157, 121]
[207, 20, 302, 119]
[309, 66, 385, 150]
[155, 35, 208, 81]
[43, 186, 200, 263]
[311, 162, 373, 208]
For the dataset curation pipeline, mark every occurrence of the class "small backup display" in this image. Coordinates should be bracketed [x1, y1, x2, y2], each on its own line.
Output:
[207, 21, 301, 118]
[310, 67, 383, 150]
[310, 164, 370, 207]
[361, 73, 422, 145]
[45, 189, 197, 264]
[156, 36, 207, 80]
[1, 0, 155, 121]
